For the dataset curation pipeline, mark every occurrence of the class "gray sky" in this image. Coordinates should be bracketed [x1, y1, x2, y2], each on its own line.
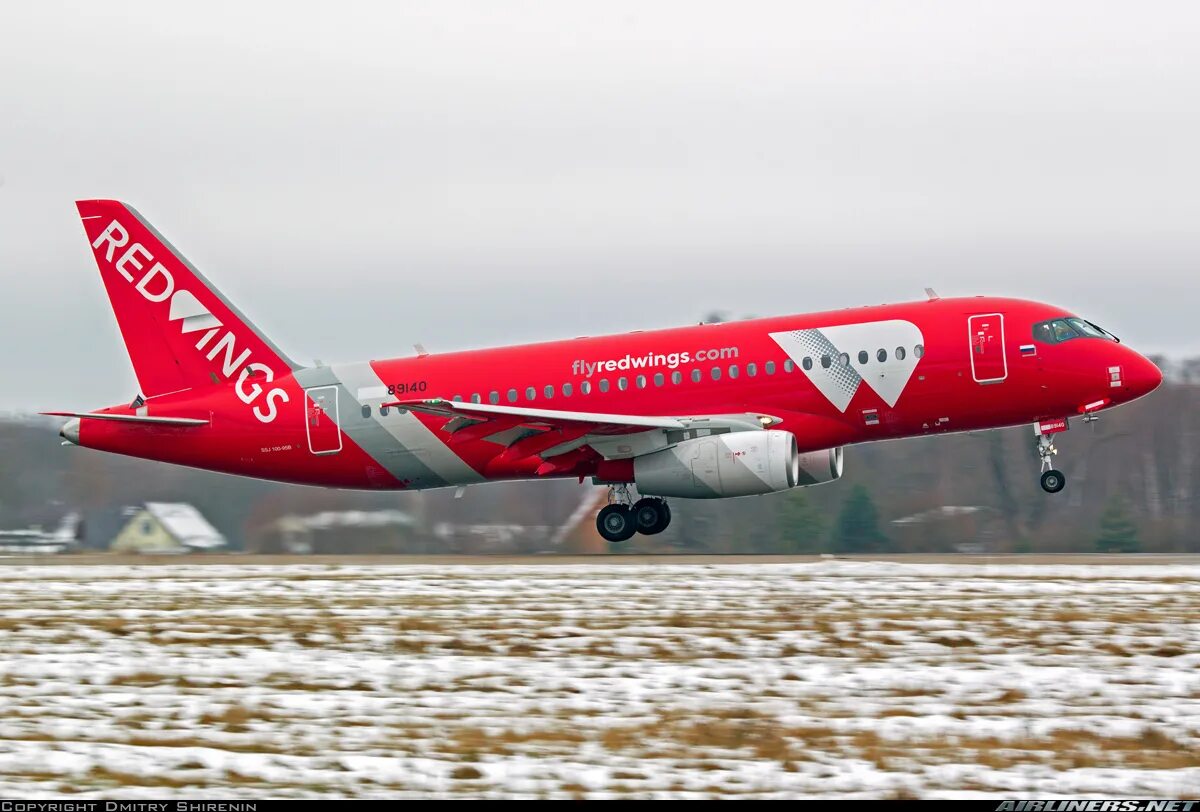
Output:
[2, 1, 1199, 412]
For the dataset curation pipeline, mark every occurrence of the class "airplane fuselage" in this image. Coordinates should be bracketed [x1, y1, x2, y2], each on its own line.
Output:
[66, 295, 1162, 491]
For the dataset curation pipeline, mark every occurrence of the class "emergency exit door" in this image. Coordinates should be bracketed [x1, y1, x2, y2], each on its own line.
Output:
[304, 386, 342, 455]
[968, 313, 1007, 384]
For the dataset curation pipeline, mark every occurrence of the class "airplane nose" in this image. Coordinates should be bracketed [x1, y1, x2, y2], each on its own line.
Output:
[1124, 353, 1164, 400]
[59, 418, 80, 445]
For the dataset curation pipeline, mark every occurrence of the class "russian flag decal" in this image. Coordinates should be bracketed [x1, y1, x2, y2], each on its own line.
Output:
[1020, 344, 1036, 357]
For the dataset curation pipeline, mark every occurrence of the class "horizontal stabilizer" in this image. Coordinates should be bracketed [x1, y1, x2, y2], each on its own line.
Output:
[41, 411, 209, 427]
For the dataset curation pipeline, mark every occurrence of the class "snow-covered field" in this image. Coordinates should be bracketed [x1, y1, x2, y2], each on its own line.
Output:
[0, 560, 1197, 798]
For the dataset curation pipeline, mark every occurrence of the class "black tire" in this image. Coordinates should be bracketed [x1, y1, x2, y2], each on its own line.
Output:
[633, 498, 671, 535]
[597, 504, 637, 542]
[1040, 469, 1066, 493]
[654, 500, 672, 534]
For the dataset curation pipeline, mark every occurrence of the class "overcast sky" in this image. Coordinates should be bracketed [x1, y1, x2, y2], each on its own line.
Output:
[2, 1, 1198, 411]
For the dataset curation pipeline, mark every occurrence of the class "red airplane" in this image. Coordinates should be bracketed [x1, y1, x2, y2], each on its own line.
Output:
[50, 200, 1163, 542]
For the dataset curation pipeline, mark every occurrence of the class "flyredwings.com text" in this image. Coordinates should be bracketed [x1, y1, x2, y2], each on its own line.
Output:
[572, 347, 739, 378]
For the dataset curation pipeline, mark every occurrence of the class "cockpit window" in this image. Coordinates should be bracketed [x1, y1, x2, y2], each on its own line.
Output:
[1033, 317, 1118, 345]
[1067, 318, 1115, 340]
[1033, 319, 1076, 343]
[1052, 320, 1079, 342]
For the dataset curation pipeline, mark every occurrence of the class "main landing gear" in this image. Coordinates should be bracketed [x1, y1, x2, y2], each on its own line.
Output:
[1036, 428, 1066, 494]
[596, 485, 672, 543]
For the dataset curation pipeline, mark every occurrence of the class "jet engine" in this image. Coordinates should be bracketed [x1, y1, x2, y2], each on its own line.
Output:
[633, 430, 843, 498]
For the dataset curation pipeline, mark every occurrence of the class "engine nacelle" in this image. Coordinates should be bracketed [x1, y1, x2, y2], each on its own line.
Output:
[796, 445, 844, 487]
[633, 430, 843, 498]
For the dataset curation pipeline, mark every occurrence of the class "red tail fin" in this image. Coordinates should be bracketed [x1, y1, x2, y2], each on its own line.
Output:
[77, 200, 295, 399]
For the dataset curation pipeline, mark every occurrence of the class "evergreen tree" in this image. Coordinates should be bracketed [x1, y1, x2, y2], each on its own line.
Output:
[1095, 496, 1140, 553]
[831, 485, 892, 553]
[776, 490, 827, 553]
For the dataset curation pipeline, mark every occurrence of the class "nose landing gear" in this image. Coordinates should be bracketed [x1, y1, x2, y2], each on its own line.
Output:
[1036, 424, 1067, 493]
[596, 485, 672, 542]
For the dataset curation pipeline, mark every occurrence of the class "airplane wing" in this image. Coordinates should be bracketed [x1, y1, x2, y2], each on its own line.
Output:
[387, 397, 779, 473]
[387, 397, 776, 434]
[41, 411, 209, 427]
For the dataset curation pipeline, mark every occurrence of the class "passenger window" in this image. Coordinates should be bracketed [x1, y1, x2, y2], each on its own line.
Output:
[729, 364, 739, 379]
[507, 388, 518, 403]
[802, 357, 813, 371]
[820, 355, 831, 369]
[525, 386, 536, 400]
[544, 384, 554, 399]
[654, 372, 665, 387]
[599, 378, 610, 393]
[361, 405, 371, 418]
[581, 381, 592, 395]
[858, 350, 868, 364]
[691, 369, 702, 383]
[765, 361, 776, 375]
[671, 371, 682, 384]
[877, 348, 887, 362]
[895, 346, 905, 361]
[783, 360, 794, 373]
[711, 366, 722, 381]
[618, 377, 628, 390]
[839, 353, 849, 367]
[489, 391, 500, 404]
[380, 405, 390, 416]
[914, 344, 924, 358]
[562, 382, 573, 397]
[452, 394, 463, 402]
[747, 363, 757, 377]
[636, 374, 647, 389]
[471, 393, 481, 404]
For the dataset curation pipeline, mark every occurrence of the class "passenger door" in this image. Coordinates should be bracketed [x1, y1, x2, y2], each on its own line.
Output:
[967, 313, 1007, 384]
[304, 386, 342, 455]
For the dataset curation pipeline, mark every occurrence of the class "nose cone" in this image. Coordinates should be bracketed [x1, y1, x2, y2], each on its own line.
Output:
[59, 418, 80, 445]
[1125, 353, 1164, 400]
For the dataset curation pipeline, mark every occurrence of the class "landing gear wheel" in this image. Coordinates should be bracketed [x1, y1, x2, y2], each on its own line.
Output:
[1040, 469, 1066, 494]
[597, 504, 637, 543]
[633, 498, 672, 535]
